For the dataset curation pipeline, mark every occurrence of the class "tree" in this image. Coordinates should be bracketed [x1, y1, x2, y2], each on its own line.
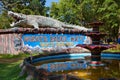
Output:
[50, 0, 82, 25]
[0, 0, 46, 29]
[1, 0, 46, 15]
[28, 0, 46, 15]
[97, 0, 119, 38]
[50, 0, 120, 38]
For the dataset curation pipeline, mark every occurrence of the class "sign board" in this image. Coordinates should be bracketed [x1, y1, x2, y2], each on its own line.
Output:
[21, 34, 91, 52]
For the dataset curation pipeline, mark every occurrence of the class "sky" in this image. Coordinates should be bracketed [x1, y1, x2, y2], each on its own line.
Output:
[45, 0, 59, 7]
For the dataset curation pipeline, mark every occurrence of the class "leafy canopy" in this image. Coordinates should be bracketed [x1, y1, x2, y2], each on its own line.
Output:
[50, 0, 120, 38]
[0, 0, 47, 29]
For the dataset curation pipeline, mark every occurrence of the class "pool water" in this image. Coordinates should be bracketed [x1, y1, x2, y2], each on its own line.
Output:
[35, 59, 120, 80]
[59, 60, 120, 80]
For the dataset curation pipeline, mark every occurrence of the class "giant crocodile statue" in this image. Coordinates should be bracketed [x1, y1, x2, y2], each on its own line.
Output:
[8, 11, 92, 32]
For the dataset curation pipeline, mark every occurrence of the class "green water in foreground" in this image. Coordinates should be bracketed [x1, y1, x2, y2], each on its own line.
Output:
[62, 60, 120, 80]
[35, 59, 120, 80]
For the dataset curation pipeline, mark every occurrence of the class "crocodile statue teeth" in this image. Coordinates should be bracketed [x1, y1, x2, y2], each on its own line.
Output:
[8, 11, 92, 32]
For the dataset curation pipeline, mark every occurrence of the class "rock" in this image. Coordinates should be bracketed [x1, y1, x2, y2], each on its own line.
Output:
[19, 62, 24, 68]
[19, 66, 26, 77]
[26, 75, 33, 80]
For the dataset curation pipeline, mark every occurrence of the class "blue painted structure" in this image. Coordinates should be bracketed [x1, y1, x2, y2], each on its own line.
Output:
[22, 34, 89, 48]
[32, 53, 120, 63]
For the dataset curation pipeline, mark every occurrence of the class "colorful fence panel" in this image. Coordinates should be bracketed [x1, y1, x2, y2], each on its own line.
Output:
[0, 34, 20, 54]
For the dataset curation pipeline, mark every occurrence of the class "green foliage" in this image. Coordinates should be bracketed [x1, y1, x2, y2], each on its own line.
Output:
[0, 0, 47, 29]
[21, 9, 35, 15]
[1, 0, 46, 15]
[0, 11, 11, 29]
[28, 0, 45, 15]
[50, 0, 120, 38]
[50, 0, 82, 25]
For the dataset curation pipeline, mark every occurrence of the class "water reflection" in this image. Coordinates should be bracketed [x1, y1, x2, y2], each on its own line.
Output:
[35, 59, 120, 80]
[61, 60, 120, 80]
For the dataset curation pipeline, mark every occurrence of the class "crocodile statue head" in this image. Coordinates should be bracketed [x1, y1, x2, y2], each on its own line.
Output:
[8, 11, 28, 27]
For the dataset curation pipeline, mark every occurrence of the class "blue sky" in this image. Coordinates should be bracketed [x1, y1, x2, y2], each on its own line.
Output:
[45, 0, 59, 7]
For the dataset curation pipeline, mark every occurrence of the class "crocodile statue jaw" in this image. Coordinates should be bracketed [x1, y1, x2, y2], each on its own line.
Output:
[8, 11, 92, 32]
[8, 11, 28, 28]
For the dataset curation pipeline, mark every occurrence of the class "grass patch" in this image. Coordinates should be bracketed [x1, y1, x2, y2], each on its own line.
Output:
[0, 53, 30, 59]
[103, 44, 120, 53]
[0, 53, 30, 80]
[0, 53, 41, 80]
[0, 62, 27, 80]
[103, 49, 120, 53]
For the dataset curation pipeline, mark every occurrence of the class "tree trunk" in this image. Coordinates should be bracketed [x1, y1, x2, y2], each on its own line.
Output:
[118, 26, 120, 39]
[119, 26, 120, 34]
